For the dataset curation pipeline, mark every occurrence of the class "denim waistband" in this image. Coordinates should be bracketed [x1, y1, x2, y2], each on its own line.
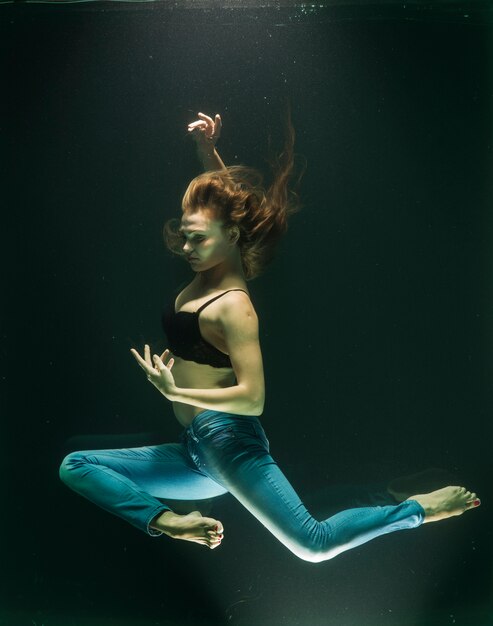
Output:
[185, 409, 262, 441]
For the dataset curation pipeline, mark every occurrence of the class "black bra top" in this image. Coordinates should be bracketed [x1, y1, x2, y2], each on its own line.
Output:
[161, 287, 250, 368]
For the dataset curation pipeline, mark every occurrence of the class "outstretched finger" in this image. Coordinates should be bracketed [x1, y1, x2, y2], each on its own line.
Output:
[188, 120, 207, 131]
[159, 348, 171, 361]
[130, 349, 152, 374]
[197, 111, 214, 126]
[152, 354, 168, 371]
[144, 344, 154, 367]
[212, 114, 222, 139]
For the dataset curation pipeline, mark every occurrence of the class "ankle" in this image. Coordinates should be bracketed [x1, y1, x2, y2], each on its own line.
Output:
[151, 510, 178, 533]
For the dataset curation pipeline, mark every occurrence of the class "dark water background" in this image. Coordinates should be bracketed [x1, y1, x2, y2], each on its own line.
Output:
[2, 2, 492, 625]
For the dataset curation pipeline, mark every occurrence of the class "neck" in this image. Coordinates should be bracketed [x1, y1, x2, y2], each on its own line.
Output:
[195, 250, 245, 290]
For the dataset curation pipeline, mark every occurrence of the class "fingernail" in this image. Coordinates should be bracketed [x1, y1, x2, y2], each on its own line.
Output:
[474, 499, 481, 507]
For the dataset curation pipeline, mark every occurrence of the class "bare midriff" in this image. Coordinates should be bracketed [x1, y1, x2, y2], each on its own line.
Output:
[170, 355, 237, 427]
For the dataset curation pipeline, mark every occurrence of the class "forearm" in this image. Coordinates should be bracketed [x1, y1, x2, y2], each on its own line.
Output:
[196, 144, 227, 172]
[169, 383, 264, 416]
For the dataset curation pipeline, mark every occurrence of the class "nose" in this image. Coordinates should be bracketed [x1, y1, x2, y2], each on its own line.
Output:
[183, 240, 193, 253]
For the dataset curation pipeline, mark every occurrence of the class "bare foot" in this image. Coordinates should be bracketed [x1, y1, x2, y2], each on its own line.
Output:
[407, 486, 481, 523]
[150, 510, 224, 549]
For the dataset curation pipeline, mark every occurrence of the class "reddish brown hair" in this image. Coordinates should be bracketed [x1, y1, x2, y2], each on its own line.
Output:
[164, 110, 304, 280]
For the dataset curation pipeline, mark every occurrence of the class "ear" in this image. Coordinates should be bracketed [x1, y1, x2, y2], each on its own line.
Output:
[229, 226, 240, 245]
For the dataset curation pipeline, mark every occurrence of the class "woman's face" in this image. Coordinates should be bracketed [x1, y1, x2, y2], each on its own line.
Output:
[179, 207, 236, 272]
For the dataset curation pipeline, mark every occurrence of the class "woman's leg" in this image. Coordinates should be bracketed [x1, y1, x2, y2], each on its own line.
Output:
[188, 412, 477, 563]
[59, 441, 227, 537]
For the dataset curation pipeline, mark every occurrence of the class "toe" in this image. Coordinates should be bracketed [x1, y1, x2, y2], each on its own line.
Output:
[466, 496, 480, 509]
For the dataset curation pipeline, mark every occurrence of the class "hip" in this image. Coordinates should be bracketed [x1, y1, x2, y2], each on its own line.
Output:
[182, 409, 269, 451]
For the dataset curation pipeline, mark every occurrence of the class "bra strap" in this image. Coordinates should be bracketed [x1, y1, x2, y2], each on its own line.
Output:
[196, 289, 249, 314]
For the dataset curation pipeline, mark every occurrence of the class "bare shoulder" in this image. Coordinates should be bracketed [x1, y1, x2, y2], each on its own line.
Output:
[217, 290, 259, 332]
[222, 289, 257, 313]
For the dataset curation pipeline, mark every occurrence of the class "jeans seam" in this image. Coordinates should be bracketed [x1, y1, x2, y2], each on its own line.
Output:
[261, 465, 309, 527]
[82, 452, 194, 467]
[68, 461, 170, 523]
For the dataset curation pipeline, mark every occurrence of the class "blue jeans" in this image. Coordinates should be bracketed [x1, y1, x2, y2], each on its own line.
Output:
[59, 410, 425, 562]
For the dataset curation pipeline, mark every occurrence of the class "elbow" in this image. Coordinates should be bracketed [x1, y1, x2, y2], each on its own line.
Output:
[239, 383, 264, 416]
[249, 391, 265, 417]
[249, 402, 264, 417]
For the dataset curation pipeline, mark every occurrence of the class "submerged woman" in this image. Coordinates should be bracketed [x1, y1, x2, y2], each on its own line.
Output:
[60, 112, 480, 561]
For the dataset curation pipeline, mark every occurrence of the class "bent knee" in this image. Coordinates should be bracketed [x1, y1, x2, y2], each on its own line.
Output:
[286, 535, 343, 563]
[58, 451, 84, 485]
[291, 545, 338, 564]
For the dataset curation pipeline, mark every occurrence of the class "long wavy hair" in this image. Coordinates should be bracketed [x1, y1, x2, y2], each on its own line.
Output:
[163, 108, 305, 280]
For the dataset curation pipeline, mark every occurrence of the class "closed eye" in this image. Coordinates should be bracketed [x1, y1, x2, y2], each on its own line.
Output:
[180, 233, 204, 242]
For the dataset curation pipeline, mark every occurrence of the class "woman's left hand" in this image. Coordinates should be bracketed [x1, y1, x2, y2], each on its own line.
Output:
[130, 345, 177, 401]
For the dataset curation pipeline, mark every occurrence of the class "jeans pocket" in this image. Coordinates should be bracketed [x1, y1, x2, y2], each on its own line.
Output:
[208, 426, 236, 445]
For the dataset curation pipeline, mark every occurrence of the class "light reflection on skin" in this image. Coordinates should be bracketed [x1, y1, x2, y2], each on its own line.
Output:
[178, 209, 242, 277]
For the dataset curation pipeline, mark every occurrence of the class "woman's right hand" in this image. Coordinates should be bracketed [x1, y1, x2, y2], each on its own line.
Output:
[188, 112, 222, 148]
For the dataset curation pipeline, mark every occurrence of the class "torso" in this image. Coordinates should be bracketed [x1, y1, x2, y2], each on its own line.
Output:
[169, 279, 251, 427]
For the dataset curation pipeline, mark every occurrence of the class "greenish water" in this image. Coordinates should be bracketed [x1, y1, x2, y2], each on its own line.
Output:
[1, 606, 493, 626]
[2, 2, 492, 625]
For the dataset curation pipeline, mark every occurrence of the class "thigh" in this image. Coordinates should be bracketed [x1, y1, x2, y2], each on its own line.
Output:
[73, 442, 228, 501]
[221, 448, 316, 551]
[198, 426, 312, 541]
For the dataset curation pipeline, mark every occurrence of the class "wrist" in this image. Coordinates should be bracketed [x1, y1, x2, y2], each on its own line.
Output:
[196, 140, 216, 155]
[162, 384, 179, 402]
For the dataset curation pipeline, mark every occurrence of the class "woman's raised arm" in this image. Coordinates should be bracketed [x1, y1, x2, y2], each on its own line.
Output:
[188, 112, 227, 172]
